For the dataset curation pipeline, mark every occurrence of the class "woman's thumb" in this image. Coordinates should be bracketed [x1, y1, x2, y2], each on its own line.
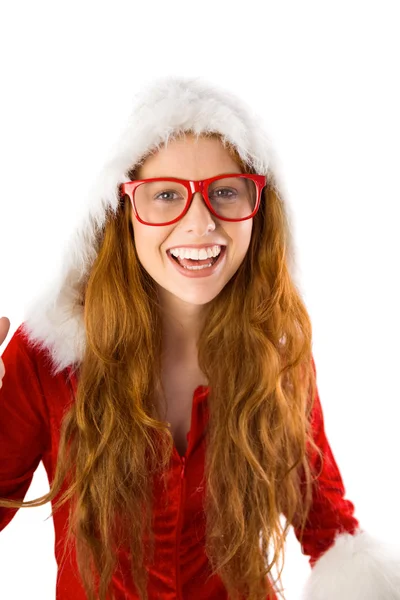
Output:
[0, 317, 11, 347]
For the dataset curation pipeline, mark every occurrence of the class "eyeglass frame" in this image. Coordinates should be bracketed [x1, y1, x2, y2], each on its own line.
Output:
[119, 173, 267, 226]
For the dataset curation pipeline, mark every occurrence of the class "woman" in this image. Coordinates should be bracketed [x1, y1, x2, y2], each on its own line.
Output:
[0, 76, 399, 600]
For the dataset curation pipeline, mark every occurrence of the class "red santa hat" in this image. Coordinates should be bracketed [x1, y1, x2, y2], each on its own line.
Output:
[21, 75, 400, 599]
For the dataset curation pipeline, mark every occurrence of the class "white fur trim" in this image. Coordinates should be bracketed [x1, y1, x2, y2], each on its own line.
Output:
[22, 75, 295, 373]
[301, 529, 400, 600]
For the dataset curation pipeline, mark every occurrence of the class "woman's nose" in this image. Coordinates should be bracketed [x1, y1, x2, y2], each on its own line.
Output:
[180, 191, 216, 229]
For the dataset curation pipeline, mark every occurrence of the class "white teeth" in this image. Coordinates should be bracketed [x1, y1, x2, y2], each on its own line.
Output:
[169, 245, 222, 260]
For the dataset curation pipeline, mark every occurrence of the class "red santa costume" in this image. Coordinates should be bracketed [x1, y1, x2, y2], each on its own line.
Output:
[1, 76, 400, 599]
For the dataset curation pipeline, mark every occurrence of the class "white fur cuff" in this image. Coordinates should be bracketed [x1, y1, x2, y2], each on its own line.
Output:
[300, 529, 400, 600]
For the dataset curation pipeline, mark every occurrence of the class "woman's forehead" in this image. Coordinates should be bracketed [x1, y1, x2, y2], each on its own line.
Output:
[135, 133, 249, 179]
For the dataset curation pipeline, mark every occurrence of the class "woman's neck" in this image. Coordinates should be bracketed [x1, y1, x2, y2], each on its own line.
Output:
[160, 307, 207, 362]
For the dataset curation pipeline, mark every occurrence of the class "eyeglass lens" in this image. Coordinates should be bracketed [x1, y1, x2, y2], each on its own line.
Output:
[133, 176, 257, 224]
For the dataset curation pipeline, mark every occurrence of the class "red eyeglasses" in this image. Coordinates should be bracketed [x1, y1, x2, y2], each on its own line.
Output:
[119, 173, 267, 226]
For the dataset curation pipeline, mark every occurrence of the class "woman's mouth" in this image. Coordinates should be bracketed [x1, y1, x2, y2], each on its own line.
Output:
[166, 246, 227, 278]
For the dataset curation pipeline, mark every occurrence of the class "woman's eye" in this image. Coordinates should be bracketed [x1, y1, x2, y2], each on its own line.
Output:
[212, 188, 236, 199]
[155, 191, 178, 201]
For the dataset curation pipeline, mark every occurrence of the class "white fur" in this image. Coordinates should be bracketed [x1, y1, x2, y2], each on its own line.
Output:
[22, 75, 296, 374]
[301, 529, 400, 600]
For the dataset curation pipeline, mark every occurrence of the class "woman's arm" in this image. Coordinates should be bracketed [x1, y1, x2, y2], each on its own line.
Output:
[291, 358, 400, 599]
[0, 327, 50, 531]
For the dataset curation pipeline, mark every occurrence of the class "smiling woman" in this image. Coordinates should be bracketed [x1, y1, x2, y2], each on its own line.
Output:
[0, 76, 399, 600]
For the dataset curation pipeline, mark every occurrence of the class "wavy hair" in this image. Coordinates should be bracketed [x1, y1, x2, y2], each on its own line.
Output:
[0, 131, 322, 600]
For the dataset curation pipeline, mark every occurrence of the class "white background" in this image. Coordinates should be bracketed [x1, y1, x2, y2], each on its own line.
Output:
[1, 1, 399, 598]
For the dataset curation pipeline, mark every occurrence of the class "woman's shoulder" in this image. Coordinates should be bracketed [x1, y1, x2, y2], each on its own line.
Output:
[3, 323, 76, 403]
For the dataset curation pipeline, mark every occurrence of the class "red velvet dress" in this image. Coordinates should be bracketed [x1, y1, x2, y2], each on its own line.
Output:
[0, 326, 359, 599]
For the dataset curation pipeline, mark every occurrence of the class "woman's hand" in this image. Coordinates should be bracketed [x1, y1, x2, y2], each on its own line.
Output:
[0, 317, 10, 389]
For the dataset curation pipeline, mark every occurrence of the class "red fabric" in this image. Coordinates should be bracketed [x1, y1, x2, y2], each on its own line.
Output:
[0, 326, 359, 599]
